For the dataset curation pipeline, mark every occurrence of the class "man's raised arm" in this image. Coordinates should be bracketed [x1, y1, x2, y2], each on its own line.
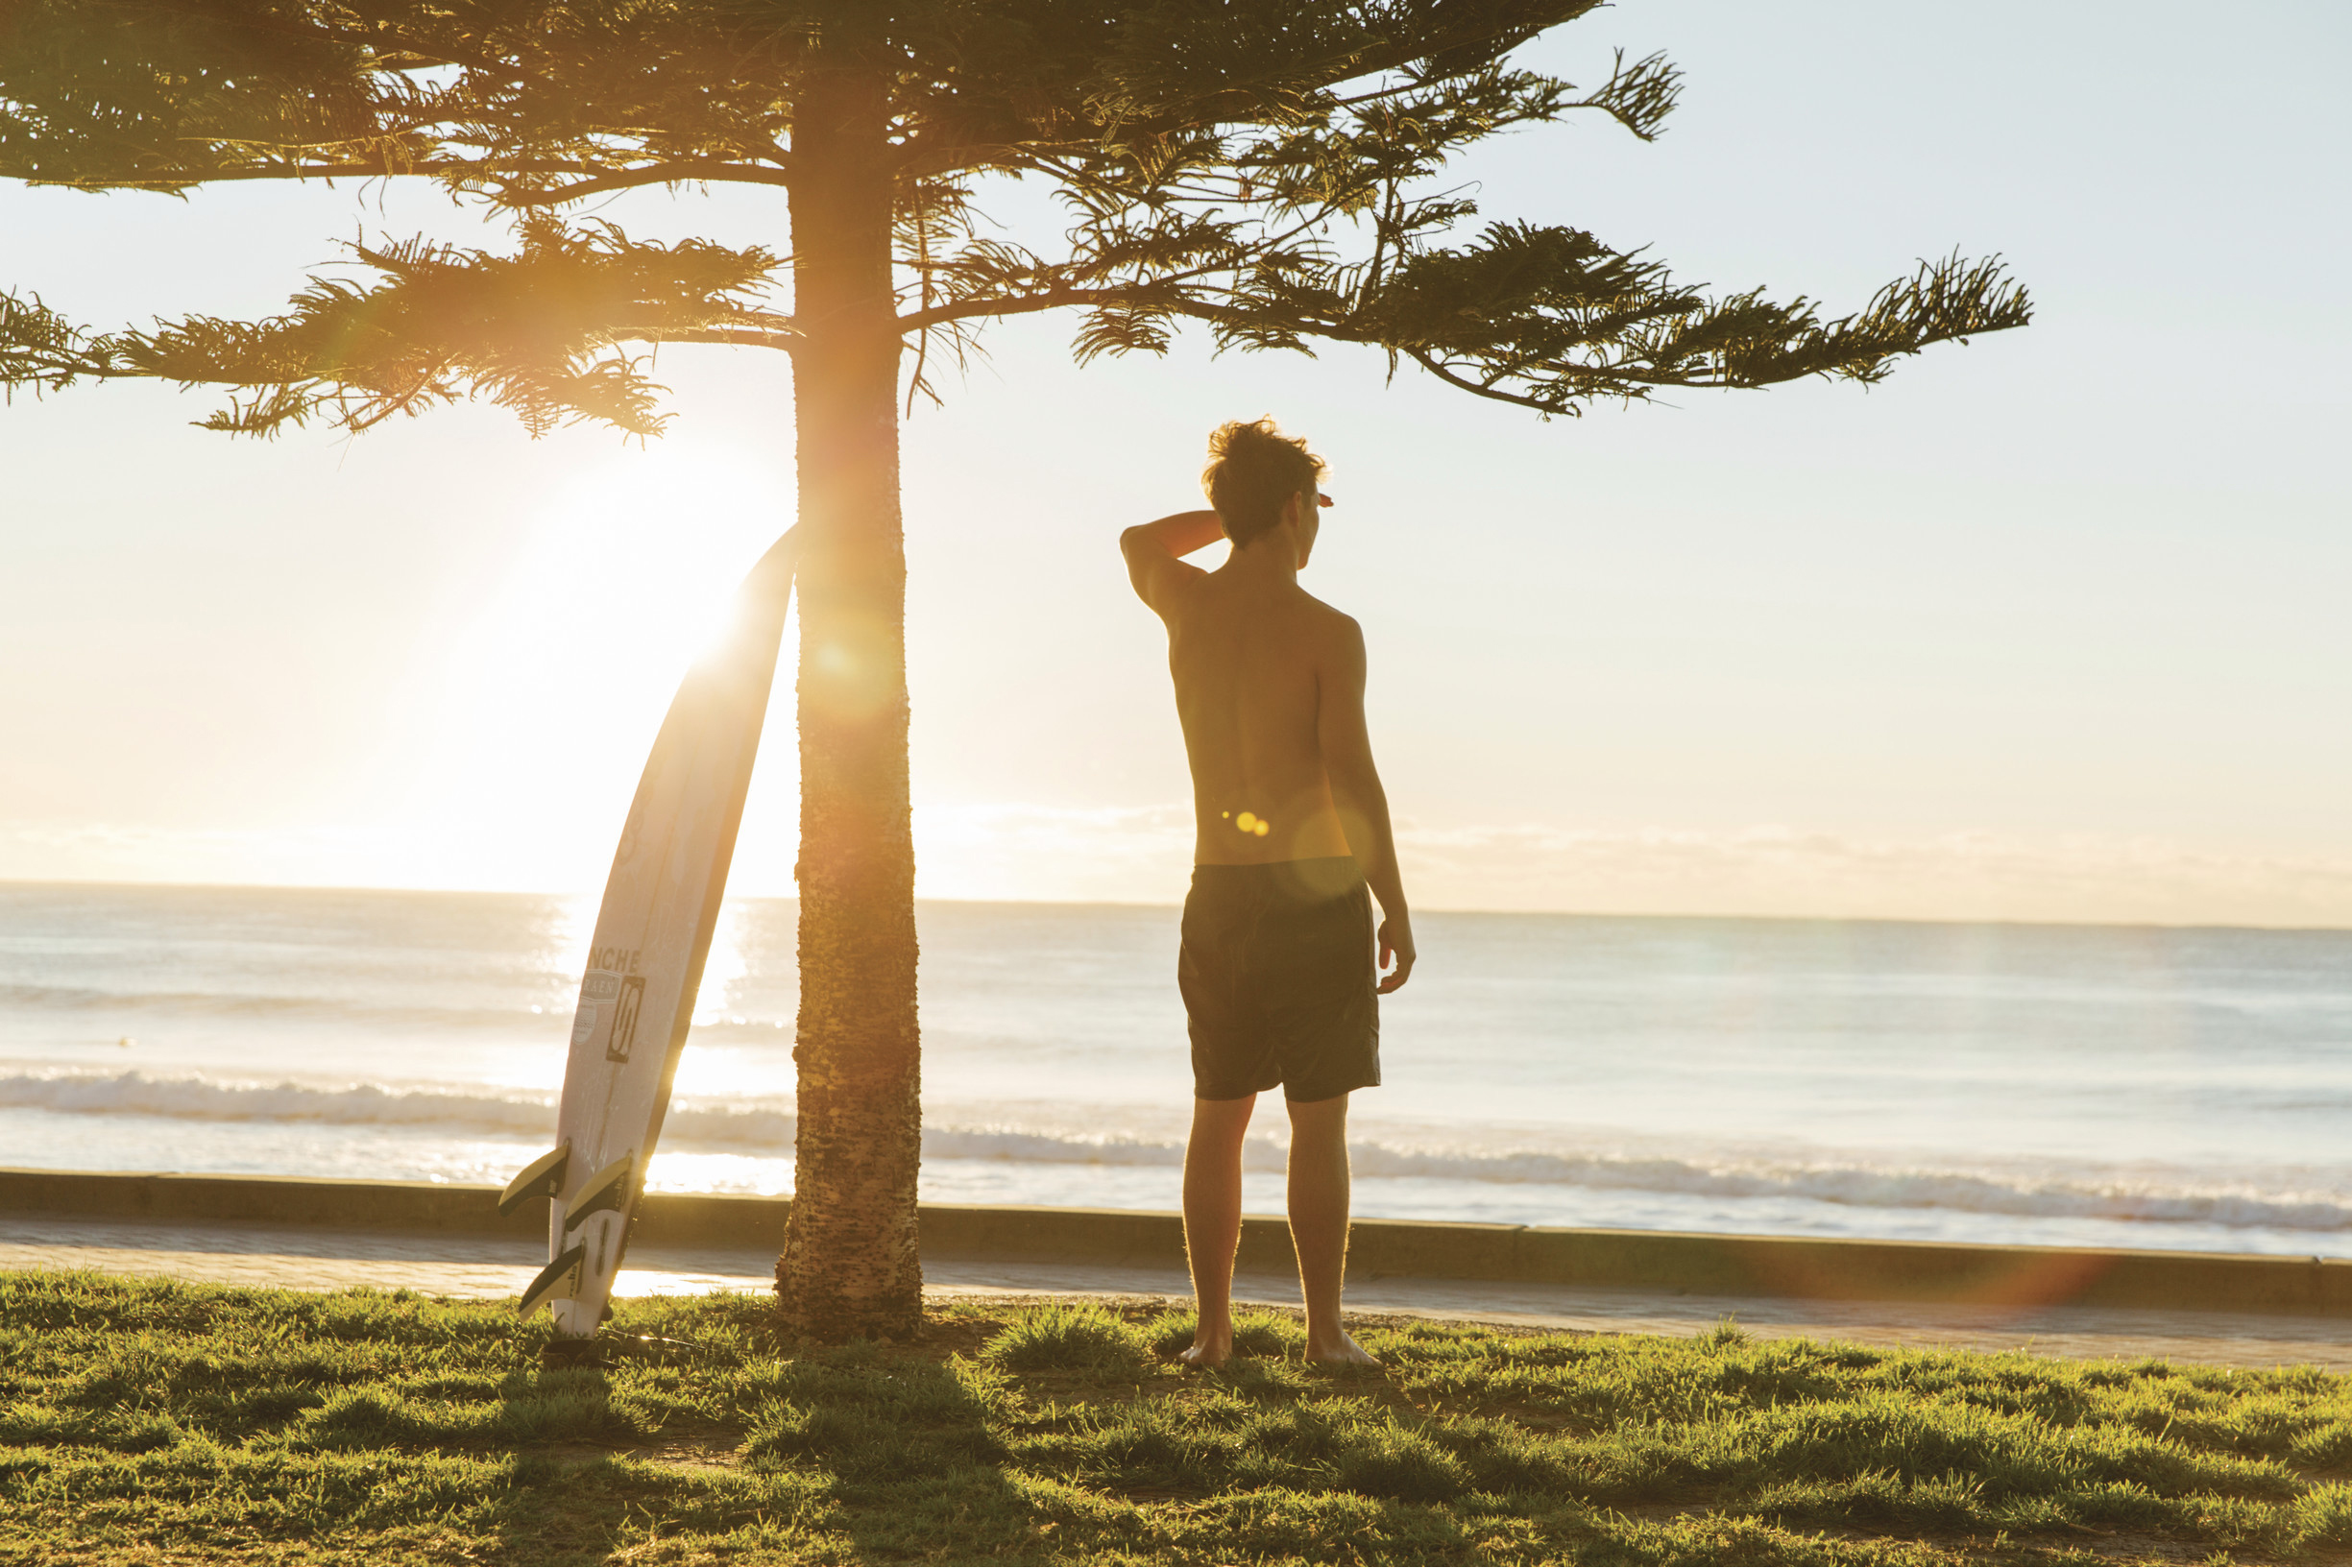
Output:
[1317, 618, 1417, 994]
[1120, 509, 1225, 614]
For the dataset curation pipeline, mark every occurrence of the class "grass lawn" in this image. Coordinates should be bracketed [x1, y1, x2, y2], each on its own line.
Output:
[3, 1271, 2350, 1565]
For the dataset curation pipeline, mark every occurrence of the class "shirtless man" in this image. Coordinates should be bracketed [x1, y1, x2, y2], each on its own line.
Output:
[1121, 418, 1416, 1368]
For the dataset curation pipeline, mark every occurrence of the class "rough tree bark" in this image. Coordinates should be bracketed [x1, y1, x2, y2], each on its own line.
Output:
[774, 51, 923, 1339]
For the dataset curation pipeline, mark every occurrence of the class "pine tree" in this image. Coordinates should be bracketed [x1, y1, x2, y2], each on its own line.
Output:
[1, 0, 2028, 1339]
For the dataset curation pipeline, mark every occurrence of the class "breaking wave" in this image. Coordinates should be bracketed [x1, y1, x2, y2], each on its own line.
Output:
[6, 1070, 2348, 1235]
[0, 1070, 559, 1136]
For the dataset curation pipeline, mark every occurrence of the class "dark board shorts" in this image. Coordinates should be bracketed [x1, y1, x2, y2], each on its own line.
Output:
[1179, 856, 1380, 1103]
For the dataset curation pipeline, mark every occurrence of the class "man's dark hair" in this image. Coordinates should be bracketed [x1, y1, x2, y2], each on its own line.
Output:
[1201, 419, 1325, 547]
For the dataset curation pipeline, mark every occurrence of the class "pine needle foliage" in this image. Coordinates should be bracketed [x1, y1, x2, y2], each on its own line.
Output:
[1, 0, 2030, 435]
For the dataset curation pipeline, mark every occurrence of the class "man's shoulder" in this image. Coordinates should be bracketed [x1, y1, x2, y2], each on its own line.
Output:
[1296, 591, 1363, 641]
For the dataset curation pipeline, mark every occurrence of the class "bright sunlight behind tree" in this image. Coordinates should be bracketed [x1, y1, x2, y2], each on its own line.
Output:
[0, 0, 2029, 1339]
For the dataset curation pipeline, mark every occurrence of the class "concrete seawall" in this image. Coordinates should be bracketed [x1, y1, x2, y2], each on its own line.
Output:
[5, 1167, 2345, 1319]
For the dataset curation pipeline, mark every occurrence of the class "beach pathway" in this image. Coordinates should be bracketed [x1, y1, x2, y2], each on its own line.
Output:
[4, 1210, 2346, 1373]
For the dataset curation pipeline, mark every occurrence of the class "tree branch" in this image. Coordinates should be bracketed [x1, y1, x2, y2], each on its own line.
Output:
[897, 288, 1139, 335]
[23, 157, 793, 196]
[658, 327, 798, 351]
[1405, 347, 1577, 411]
[492, 160, 794, 205]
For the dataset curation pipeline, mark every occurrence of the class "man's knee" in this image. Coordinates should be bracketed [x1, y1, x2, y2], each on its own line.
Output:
[1190, 1093, 1256, 1145]
[1284, 1089, 1350, 1123]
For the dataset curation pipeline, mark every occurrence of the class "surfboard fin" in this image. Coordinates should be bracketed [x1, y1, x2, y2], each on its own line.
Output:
[497, 1142, 571, 1218]
[520, 1242, 587, 1318]
[564, 1152, 634, 1233]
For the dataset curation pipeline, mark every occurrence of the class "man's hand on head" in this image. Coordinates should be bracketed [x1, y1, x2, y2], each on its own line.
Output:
[1376, 915, 1415, 995]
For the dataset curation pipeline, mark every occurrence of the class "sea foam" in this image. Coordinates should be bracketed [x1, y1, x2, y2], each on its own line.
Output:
[8, 1069, 2346, 1236]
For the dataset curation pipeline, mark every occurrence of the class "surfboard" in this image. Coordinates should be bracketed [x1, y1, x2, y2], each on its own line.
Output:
[498, 527, 798, 1341]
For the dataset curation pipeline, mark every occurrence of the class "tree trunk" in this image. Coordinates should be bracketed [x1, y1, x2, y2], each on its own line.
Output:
[774, 52, 921, 1339]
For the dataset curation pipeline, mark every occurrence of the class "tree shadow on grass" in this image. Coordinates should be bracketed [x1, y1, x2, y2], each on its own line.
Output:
[721, 1332, 1540, 1565]
[732, 1347, 1054, 1563]
[460, 1360, 812, 1564]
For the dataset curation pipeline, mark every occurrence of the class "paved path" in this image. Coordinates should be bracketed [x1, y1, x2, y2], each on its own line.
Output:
[6, 1212, 2348, 1373]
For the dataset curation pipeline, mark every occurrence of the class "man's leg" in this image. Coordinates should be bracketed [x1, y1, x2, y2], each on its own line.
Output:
[1285, 1092, 1377, 1365]
[1181, 1093, 1256, 1367]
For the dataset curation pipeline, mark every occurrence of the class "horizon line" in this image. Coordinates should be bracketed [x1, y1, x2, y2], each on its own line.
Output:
[7, 873, 2350, 938]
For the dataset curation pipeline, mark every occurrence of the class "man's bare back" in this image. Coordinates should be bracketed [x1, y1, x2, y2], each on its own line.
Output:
[1170, 551, 1354, 861]
[1119, 418, 1414, 1369]
[1122, 499, 1414, 977]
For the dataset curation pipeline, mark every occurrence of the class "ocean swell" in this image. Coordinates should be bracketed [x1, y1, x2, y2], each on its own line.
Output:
[5, 1070, 2347, 1235]
[0, 980, 565, 1030]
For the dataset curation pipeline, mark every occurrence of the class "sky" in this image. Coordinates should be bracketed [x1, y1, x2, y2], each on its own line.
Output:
[2, 1, 2348, 925]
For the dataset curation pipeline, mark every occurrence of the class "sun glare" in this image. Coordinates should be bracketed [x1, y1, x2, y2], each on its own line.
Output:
[396, 445, 798, 893]
[691, 898, 751, 1026]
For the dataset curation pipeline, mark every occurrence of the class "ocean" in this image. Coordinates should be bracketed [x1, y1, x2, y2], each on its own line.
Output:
[2, 882, 2347, 1260]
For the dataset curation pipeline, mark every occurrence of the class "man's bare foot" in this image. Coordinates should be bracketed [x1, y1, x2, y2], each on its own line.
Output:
[1305, 1329, 1380, 1366]
[1179, 1335, 1232, 1369]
